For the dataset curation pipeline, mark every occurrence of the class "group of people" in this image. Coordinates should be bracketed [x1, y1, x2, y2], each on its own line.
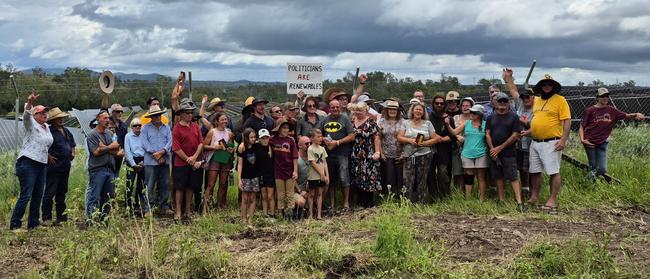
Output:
[9, 69, 645, 231]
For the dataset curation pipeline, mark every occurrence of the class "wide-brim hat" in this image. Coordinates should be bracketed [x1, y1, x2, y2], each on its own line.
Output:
[380, 99, 400, 110]
[47, 107, 68, 121]
[207, 97, 226, 110]
[144, 105, 167, 118]
[324, 87, 351, 102]
[272, 118, 296, 133]
[301, 96, 322, 112]
[242, 96, 256, 114]
[178, 98, 197, 111]
[461, 97, 475, 106]
[99, 70, 115, 94]
[252, 97, 269, 106]
[533, 74, 561, 95]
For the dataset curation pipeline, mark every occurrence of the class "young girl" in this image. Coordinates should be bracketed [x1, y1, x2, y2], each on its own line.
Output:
[237, 128, 261, 225]
[450, 104, 488, 200]
[307, 129, 329, 220]
[202, 112, 234, 215]
[256, 129, 275, 217]
[270, 120, 299, 219]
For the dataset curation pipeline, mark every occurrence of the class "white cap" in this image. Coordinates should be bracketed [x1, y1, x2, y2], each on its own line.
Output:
[258, 128, 270, 138]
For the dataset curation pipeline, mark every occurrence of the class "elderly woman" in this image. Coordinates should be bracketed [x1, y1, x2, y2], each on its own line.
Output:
[377, 99, 404, 197]
[348, 102, 382, 208]
[397, 103, 441, 203]
[10, 92, 53, 232]
[124, 118, 146, 216]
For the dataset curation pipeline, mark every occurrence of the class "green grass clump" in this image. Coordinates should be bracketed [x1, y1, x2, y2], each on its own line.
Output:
[372, 199, 443, 277]
[512, 238, 620, 278]
[286, 234, 341, 272]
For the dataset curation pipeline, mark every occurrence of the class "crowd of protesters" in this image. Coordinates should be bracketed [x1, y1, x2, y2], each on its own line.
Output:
[8, 69, 646, 232]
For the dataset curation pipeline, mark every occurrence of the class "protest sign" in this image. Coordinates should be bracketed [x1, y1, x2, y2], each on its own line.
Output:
[287, 63, 323, 96]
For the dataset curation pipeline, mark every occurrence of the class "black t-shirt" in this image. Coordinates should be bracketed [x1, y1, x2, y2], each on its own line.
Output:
[242, 114, 274, 133]
[255, 143, 274, 177]
[320, 114, 354, 157]
[486, 111, 522, 158]
[429, 113, 456, 164]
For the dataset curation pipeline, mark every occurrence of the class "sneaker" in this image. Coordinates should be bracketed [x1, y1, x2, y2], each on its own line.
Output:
[163, 208, 175, 216]
[517, 203, 527, 213]
[143, 212, 153, 218]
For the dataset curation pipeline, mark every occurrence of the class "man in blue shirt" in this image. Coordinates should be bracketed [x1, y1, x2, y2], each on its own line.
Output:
[141, 105, 173, 215]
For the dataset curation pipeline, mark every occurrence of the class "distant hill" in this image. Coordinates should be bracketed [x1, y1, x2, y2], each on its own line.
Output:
[20, 68, 283, 85]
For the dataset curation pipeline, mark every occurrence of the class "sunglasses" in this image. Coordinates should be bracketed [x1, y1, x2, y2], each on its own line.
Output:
[132, 124, 142, 128]
[489, 90, 497, 94]
[114, 111, 123, 113]
[497, 99, 510, 103]
[307, 104, 317, 108]
[272, 110, 282, 113]
[434, 102, 445, 106]
[521, 95, 532, 99]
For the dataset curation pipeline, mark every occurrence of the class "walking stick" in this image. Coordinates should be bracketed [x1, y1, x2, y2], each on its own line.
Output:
[523, 59, 537, 92]
[351, 66, 360, 94]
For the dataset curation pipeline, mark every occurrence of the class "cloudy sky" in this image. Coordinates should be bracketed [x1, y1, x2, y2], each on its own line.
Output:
[1, 0, 649, 85]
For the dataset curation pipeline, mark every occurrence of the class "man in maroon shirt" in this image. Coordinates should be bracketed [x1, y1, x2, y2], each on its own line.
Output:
[172, 98, 204, 221]
[579, 88, 644, 180]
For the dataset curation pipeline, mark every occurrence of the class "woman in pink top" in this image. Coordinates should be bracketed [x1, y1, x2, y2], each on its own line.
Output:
[202, 112, 234, 214]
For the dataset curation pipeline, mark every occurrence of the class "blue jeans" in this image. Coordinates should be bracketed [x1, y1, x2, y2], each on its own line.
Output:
[85, 167, 115, 220]
[145, 165, 170, 212]
[585, 142, 608, 178]
[10, 157, 47, 229]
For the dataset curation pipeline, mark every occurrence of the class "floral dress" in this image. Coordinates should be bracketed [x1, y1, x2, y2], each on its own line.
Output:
[350, 118, 382, 192]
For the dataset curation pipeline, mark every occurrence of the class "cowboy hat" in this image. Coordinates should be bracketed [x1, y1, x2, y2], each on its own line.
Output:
[178, 98, 197, 111]
[207, 97, 226, 110]
[252, 97, 269, 106]
[533, 74, 562, 95]
[47, 107, 68, 121]
[99, 70, 115, 94]
[323, 87, 351, 102]
[144, 105, 167, 118]
[381, 99, 400, 110]
[241, 96, 256, 114]
[272, 118, 296, 133]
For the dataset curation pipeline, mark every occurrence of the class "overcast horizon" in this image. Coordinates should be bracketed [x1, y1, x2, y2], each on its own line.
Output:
[2, 0, 650, 85]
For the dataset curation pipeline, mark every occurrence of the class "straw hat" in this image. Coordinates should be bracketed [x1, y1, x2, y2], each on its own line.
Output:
[144, 105, 166, 118]
[47, 107, 69, 121]
[99, 70, 115, 94]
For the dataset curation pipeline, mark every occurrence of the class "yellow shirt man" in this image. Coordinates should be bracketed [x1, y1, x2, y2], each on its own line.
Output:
[530, 94, 571, 140]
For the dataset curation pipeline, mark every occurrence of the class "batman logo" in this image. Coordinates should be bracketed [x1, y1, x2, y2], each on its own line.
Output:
[323, 121, 342, 133]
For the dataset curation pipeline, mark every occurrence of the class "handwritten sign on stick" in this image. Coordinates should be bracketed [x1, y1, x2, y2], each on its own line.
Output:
[287, 63, 323, 96]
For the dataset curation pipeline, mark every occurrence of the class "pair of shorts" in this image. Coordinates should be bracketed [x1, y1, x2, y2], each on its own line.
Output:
[308, 180, 325, 190]
[172, 165, 203, 191]
[241, 177, 260, 193]
[451, 149, 464, 176]
[529, 140, 561, 175]
[205, 160, 231, 172]
[327, 154, 350, 188]
[260, 174, 276, 188]
[461, 154, 489, 169]
[489, 156, 518, 181]
[516, 149, 530, 172]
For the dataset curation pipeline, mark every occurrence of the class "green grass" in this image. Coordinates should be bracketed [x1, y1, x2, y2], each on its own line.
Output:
[0, 125, 648, 278]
